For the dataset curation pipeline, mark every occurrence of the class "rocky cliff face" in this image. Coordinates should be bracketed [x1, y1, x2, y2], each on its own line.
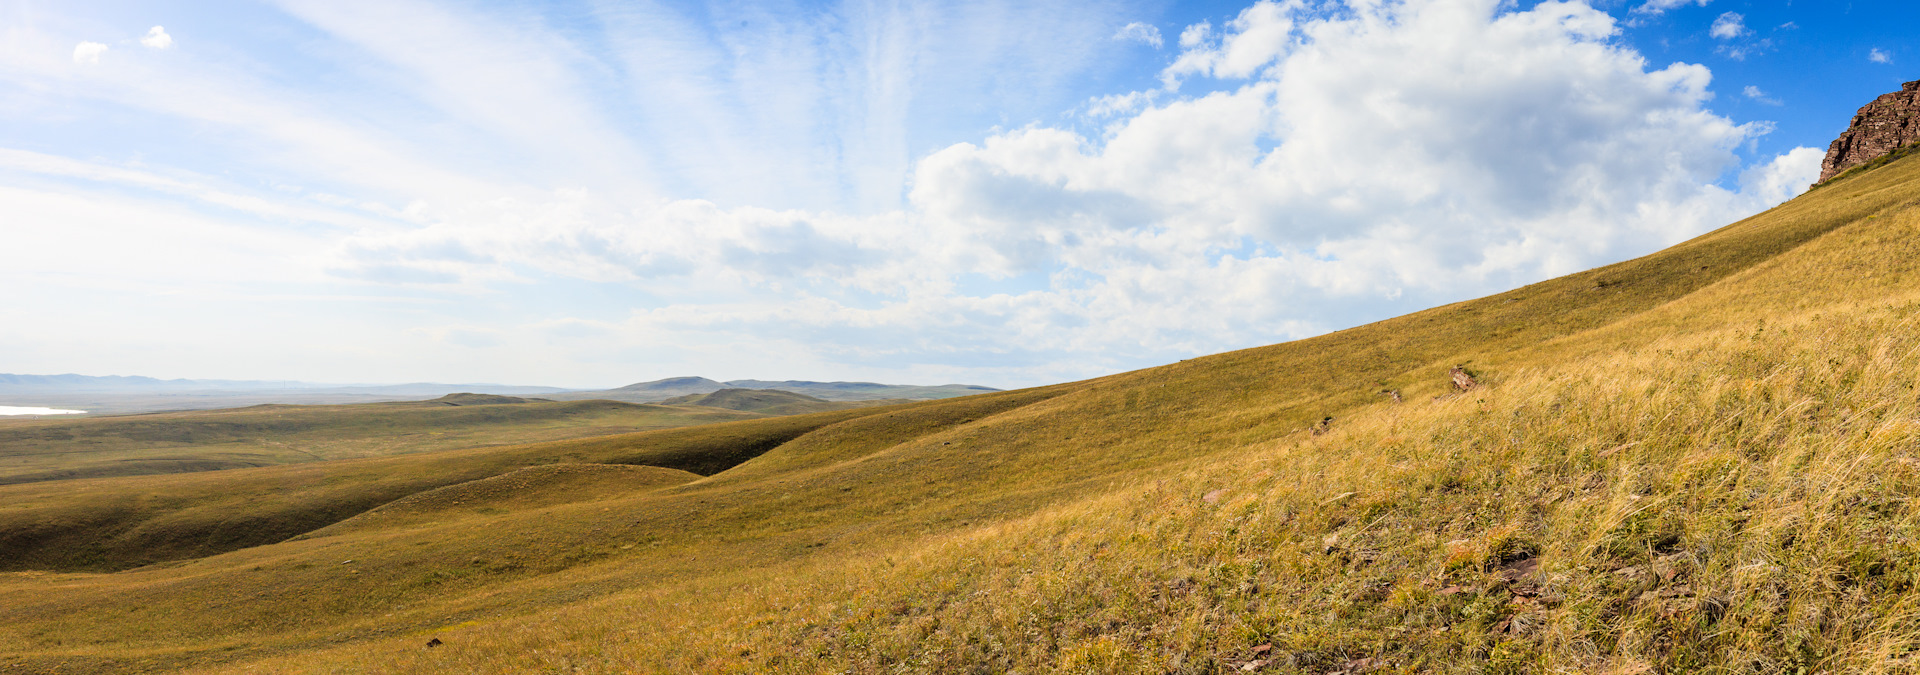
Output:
[1820, 80, 1920, 184]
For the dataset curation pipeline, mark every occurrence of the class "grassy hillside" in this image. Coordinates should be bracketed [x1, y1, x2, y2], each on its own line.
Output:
[2, 155, 1919, 673]
[0, 405, 903, 573]
[0, 397, 759, 485]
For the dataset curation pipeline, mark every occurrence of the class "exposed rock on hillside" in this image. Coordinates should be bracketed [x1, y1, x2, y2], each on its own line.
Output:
[1820, 80, 1920, 183]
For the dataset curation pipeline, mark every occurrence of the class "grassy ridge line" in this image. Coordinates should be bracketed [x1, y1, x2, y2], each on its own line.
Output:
[900, 147, 1920, 508]
[0, 407, 878, 572]
[1177, 146, 1909, 423]
[0, 399, 761, 485]
[203, 171, 1920, 673]
[1519, 156, 1920, 366]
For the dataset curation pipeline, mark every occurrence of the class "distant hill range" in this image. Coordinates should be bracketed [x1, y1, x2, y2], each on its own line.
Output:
[0, 373, 997, 415]
[548, 377, 999, 403]
[658, 388, 906, 415]
[0, 373, 567, 396]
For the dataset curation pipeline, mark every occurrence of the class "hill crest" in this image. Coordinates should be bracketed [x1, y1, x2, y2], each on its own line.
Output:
[657, 388, 870, 415]
[430, 393, 547, 406]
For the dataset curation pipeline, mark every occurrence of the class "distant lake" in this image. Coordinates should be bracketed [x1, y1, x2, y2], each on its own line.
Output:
[0, 406, 86, 416]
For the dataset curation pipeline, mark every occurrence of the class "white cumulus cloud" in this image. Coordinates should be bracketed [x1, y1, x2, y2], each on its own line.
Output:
[331, 0, 1818, 380]
[1164, 0, 1302, 84]
[141, 26, 174, 49]
[1738, 147, 1824, 204]
[72, 41, 108, 64]
[1710, 12, 1747, 39]
[1871, 48, 1893, 64]
[1114, 22, 1163, 48]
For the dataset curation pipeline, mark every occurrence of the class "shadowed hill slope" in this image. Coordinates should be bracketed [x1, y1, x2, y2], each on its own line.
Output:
[3, 155, 1920, 673]
[0, 407, 884, 572]
[308, 463, 702, 536]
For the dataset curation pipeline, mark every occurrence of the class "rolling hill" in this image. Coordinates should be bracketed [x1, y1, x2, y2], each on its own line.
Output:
[0, 396, 762, 486]
[4, 133, 1920, 673]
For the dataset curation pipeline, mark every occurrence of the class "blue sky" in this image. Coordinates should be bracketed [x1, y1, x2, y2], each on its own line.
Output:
[2, 0, 1915, 389]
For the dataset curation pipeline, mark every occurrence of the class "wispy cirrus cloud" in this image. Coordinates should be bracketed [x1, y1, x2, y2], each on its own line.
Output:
[1114, 22, 1164, 48]
[1744, 85, 1782, 105]
[1631, 0, 1709, 16]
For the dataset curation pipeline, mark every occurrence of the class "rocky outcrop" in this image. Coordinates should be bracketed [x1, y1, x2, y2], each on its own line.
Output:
[1819, 80, 1920, 184]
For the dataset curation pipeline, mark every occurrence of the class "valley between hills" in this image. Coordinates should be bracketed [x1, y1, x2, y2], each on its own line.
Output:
[9, 105, 1920, 674]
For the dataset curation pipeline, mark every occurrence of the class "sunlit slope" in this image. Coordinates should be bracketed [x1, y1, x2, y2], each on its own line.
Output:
[1, 156, 1918, 673]
[0, 397, 761, 485]
[187, 141, 1920, 674]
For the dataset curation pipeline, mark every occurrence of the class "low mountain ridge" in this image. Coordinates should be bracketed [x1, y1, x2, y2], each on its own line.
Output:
[607, 376, 726, 394]
[0, 373, 996, 414]
[725, 379, 1001, 401]
[660, 388, 880, 415]
[430, 393, 549, 406]
[0, 373, 567, 395]
[554, 377, 1000, 403]
[0, 376, 575, 415]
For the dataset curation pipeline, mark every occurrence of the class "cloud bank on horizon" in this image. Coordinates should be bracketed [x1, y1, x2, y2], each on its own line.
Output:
[0, 0, 1909, 388]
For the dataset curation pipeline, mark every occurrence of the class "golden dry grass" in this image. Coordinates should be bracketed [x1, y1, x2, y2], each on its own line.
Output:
[177, 303, 1920, 674]
[5, 153, 1920, 674]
